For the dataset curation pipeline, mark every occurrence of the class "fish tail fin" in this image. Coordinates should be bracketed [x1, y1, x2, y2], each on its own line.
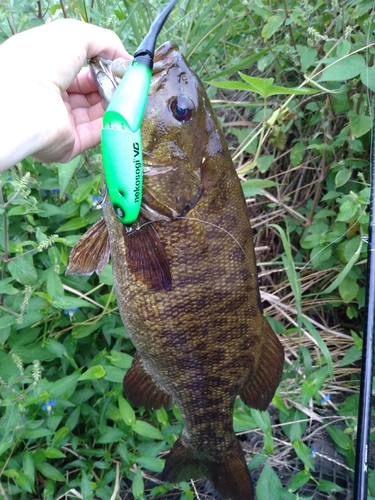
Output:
[162, 436, 254, 500]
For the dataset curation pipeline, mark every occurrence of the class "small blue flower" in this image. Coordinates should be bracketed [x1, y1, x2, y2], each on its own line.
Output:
[51, 189, 60, 194]
[42, 400, 56, 414]
[64, 307, 78, 315]
[321, 394, 330, 406]
[310, 446, 317, 458]
[92, 195, 103, 209]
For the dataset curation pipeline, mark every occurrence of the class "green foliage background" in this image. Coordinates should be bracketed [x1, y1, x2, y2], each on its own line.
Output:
[0, 0, 374, 498]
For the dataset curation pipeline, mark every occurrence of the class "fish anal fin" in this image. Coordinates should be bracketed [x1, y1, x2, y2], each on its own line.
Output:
[123, 352, 173, 410]
[241, 317, 284, 411]
[125, 223, 172, 292]
[162, 436, 254, 500]
[66, 217, 110, 276]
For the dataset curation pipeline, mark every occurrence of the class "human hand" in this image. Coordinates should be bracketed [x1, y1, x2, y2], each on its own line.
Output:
[0, 19, 131, 171]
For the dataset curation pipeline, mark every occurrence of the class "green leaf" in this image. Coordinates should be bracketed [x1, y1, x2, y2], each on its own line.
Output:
[261, 15, 284, 41]
[300, 234, 321, 249]
[337, 199, 358, 222]
[208, 48, 269, 80]
[293, 440, 315, 470]
[251, 409, 272, 434]
[72, 322, 103, 338]
[335, 168, 352, 188]
[81, 470, 94, 500]
[136, 457, 164, 473]
[257, 155, 274, 173]
[46, 271, 64, 299]
[233, 410, 256, 433]
[240, 73, 317, 97]
[103, 365, 124, 383]
[302, 320, 333, 378]
[318, 480, 345, 493]
[118, 395, 136, 426]
[58, 156, 80, 196]
[310, 245, 332, 267]
[211, 75, 316, 98]
[51, 295, 96, 310]
[36, 462, 65, 482]
[96, 428, 127, 444]
[0, 278, 18, 295]
[39, 202, 66, 217]
[340, 345, 362, 367]
[108, 350, 133, 369]
[99, 263, 114, 285]
[319, 54, 365, 81]
[8, 253, 38, 285]
[210, 79, 257, 92]
[57, 217, 88, 232]
[339, 277, 359, 303]
[10, 341, 53, 363]
[297, 45, 317, 72]
[0, 314, 17, 330]
[51, 426, 70, 447]
[242, 179, 277, 198]
[256, 461, 283, 498]
[45, 339, 67, 358]
[288, 470, 311, 492]
[301, 369, 328, 406]
[326, 424, 353, 451]
[49, 372, 80, 397]
[14, 470, 33, 493]
[349, 112, 372, 138]
[336, 39, 351, 59]
[23, 450, 35, 485]
[271, 224, 302, 328]
[132, 467, 144, 499]
[72, 178, 97, 204]
[360, 65, 375, 91]
[0, 438, 14, 456]
[290, 142, 305, 167]
[44, 448, 66, 459]
[78, 365, 106, 381]
[132, 420, 164, 440]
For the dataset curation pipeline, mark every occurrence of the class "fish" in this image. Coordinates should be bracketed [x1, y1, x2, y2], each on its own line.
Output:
[67, 41, 284, 500]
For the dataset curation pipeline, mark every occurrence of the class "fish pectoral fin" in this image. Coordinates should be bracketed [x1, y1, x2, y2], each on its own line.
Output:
[123, 353, 173, 410]
[125, 223, 172, 292]
[240, 317, 284, 411]
[163, 436, 254, 500]
[66, 217, 110, 276]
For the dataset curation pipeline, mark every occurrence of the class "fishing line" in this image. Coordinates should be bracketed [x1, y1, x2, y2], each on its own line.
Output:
[129, 214, 253, 267]
[176, 216, 250, 263]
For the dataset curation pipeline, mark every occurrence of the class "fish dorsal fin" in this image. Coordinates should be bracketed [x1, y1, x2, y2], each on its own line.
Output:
[125, 223, 172, 292]
[66, 216, 110, 275]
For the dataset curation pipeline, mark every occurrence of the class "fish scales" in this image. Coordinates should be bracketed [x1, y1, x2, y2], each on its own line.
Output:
[67, 41, 284, 500]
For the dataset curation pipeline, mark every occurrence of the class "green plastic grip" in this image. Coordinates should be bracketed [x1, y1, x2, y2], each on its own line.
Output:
[102, 61, 152, 225]
[102, 127, 143, 225]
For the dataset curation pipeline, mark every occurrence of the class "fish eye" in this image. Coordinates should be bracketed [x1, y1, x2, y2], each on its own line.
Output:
[170, 95, 195, 122]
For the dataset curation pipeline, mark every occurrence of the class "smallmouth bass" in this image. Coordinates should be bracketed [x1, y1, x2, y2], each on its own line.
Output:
[67, 42, 284, 500]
